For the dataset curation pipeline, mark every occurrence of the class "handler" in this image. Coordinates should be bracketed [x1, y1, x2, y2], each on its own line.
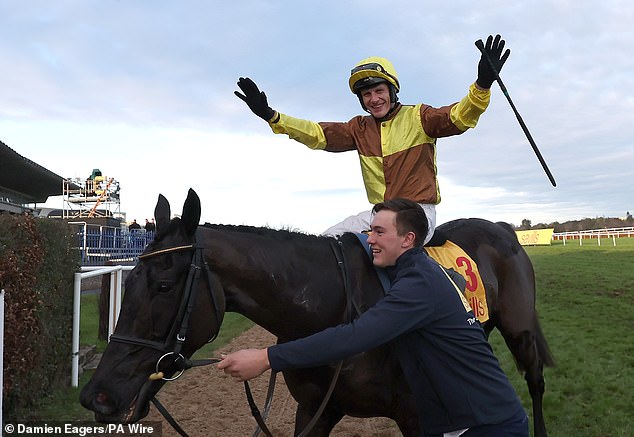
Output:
[235, 35, 510, 244]
[218, 198, 528, 437]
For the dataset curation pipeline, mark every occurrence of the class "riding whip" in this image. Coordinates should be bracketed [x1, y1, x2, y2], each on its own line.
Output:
[475, 39, 557, 187]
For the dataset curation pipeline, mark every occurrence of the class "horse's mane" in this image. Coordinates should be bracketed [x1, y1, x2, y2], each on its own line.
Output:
[156, 219, 336, 248]
[201, 222, 329, 244]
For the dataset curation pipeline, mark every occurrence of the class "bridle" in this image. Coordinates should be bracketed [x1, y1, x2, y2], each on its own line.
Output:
[108, 235, 354, 437]
[110, 239, 223, 378]
[109, 238, 224, 436]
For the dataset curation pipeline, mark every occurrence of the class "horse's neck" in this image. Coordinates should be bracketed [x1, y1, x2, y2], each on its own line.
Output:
[202, 226, 346, 339]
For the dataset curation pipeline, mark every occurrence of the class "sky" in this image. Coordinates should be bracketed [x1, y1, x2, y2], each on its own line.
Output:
[1, 1, 632, 233]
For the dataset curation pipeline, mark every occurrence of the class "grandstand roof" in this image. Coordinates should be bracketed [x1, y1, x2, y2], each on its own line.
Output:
[0, 140, 66, 203]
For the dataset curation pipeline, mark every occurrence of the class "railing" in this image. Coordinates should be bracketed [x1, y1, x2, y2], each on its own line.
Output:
[71, 265, 135, 387]
[552, 227, 634, 246]
[69, 222, 154, 265]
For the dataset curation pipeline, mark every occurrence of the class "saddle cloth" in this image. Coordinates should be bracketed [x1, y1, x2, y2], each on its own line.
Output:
[425, 240, 488, 323]
[354, 234, 489, 323]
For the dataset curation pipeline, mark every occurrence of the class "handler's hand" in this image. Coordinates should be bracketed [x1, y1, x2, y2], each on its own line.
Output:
[217, 348, 271, 382]
[475, 34, 511, 89]
[234, 77, 277, 121]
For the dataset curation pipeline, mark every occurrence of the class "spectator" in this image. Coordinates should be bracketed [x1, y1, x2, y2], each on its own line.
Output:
[129, 219, 141, 231]
[144, 219, 156, 232]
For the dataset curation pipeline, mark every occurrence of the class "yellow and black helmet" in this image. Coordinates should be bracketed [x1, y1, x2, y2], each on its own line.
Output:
[349, 56, 400, 94]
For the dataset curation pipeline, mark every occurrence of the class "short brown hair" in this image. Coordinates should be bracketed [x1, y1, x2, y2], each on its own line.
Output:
[372, 199, 428, 247]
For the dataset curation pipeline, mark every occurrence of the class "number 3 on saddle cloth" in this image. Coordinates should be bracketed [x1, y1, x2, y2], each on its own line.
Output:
[354, 233, 489, 323]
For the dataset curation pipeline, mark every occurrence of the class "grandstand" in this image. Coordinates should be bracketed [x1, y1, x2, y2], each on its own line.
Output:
[0, 140, 73, 214]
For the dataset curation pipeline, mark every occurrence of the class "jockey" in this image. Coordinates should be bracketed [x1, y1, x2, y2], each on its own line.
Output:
[235, 35, 510, 244]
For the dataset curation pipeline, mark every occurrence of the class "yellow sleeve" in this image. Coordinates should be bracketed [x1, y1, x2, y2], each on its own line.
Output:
[449, 83, 491, 131]
[269, 113, 328, 150]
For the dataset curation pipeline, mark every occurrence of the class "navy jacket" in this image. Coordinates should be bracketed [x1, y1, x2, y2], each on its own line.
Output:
[268, 247, 523, 435]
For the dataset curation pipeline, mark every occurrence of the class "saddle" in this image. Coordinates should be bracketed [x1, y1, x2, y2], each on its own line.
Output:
[354, 231, 489, 323]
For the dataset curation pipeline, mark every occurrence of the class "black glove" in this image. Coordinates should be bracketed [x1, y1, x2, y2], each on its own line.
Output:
[234, 77, 276, 121]
[476, 34, 511, 89]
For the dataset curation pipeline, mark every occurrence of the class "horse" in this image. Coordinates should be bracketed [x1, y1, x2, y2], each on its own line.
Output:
[80, 189, 554, 437]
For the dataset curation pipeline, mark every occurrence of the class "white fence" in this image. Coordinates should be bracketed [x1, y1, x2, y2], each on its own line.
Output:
[552, 227, 634, 246]
[72, 265, 134, 387]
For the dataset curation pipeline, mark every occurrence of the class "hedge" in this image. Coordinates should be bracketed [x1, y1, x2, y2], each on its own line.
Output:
[0, 214, 79, 419]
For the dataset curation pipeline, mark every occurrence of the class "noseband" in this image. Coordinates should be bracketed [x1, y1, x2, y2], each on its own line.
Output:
[109, 239, 223, 380]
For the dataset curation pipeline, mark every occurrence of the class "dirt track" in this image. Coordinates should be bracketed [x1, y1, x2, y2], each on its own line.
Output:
[145, 325, 402, 436]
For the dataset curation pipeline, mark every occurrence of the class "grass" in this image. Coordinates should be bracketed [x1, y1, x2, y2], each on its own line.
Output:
[80, 293, 107, 351]
[27, 236, 634, 436]
[489, 237, 634, 436]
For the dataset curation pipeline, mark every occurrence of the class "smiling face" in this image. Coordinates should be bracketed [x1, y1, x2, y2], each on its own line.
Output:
[366, 209, 415, 267]
[360, 82, 392, 119]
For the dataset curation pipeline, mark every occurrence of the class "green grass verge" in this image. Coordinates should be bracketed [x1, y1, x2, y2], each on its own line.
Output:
[490, 237, 634, 436]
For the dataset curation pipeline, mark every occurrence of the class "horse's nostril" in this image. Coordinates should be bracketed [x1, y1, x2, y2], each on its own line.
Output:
[93, 391, 115, 415]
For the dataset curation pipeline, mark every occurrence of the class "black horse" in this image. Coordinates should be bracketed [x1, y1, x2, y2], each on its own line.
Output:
[80, 189, 554, 436]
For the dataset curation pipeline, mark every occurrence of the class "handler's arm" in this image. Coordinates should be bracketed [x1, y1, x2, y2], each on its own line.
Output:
[218, 269, 433, 380]
[268, 269, 435, 371]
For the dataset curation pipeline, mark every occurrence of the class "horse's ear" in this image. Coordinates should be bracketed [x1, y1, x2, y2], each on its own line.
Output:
[154, 194, 171, 234]
[181, 188, 201, 236]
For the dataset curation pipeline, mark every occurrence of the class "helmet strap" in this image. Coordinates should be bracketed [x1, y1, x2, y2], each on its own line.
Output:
[389, 85, 399, 106]
[357, 94, 368, 112]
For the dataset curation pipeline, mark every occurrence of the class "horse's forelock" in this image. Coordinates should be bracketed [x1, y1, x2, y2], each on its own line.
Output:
[154, 217, 185, 241]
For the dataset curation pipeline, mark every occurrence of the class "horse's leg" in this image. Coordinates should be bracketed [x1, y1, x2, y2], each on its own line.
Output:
[494, 260, 552, 437]
[501, 328, 548, 437]
[293, 404, 343, 437]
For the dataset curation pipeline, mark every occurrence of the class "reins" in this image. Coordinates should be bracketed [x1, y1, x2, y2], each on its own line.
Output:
[242, 238, 354, 437]
[111, 235, 355, 437]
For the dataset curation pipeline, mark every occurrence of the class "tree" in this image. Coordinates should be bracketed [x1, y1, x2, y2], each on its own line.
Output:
[520, 218, 532, 230]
